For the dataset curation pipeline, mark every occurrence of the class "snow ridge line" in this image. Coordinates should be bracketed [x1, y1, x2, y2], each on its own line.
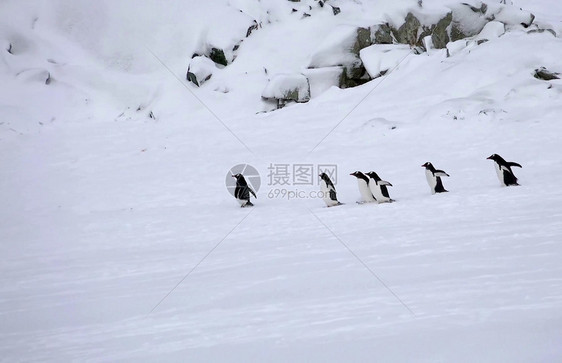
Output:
[308, 208, 416, 317]
[148, 209, 256, 315]
[143, 44, 254, 155]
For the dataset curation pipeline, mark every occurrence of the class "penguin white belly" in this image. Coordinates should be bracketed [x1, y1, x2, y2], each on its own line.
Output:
[369, 181, 390, 203]
[494, 163, 507, 186]
[320, 181, 339, 207]
[357, 179, 376, 202]
[425, 169, 437, 194]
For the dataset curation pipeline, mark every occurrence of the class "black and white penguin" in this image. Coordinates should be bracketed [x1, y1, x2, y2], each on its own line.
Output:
[366, 171, 394, 203]
[232, 173, 257, 207]
[487, 154, 522, 186]
[319, 172, 342, 207]
[421, 162, 449, 194]
[350, 171, 377, 203]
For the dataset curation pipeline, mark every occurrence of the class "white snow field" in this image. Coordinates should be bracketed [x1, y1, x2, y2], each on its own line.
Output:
[1, 0, 562, 361]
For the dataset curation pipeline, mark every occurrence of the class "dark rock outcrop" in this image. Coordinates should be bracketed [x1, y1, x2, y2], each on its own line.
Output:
[534, 67, 560, 81]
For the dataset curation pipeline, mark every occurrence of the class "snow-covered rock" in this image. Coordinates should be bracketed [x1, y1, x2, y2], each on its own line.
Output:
[186, 56, 216, 87]
[302, 67, 342, 98]
[192, 6, 258, 65]
[450, 2, 534, 41]
[262, 73, 310, 108]
[449, 2, 490, 41]
[308, 25, 369, 69]
[360, 44, 412, 78]
[308, 25, 371, 88]
[476, 21, 505, 40]
[489, 3, 535, 28]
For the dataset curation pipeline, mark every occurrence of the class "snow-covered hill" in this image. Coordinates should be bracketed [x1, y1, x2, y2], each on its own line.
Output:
[1, 0, 562, 361]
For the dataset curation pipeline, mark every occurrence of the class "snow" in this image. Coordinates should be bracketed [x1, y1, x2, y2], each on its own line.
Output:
[302, 67, 341, 98]
[307, 25, 361, 69]
[2, 0, 562, 362]
[476, 21, 506, 40]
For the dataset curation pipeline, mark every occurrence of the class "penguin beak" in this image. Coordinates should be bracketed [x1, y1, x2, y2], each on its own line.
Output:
[486, 155, 492, 160]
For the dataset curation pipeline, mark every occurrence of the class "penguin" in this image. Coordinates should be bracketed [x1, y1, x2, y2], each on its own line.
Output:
[421, 162, 449, 194]
[319, 172, 342, 207]
[350, 171, 377, 203]
[232, 173, 257, 207]
[486, 154, 522, 186]
[366, 171, 394, 203]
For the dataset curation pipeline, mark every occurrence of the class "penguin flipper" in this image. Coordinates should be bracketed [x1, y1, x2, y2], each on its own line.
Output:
[434, 170, 450, 177]
[249, 188, 257, 199]
[379, 180, 393, 187]
[508, 162, 522, 168]
[329, 189, 338, 202]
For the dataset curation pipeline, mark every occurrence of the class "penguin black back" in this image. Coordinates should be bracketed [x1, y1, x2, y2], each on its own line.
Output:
[232, 173, 256, 206]
[319, 172, 341, 206]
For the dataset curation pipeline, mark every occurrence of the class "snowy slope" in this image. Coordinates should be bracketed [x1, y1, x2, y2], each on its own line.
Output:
[1, 0, 562, 362]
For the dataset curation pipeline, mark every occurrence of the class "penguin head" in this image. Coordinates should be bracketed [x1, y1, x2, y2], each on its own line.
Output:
[486, 154, 503, 163]
[365, 171, 380, 181]
[232, 173, 245, 181]
[319, 172, 330, 182]
[421, 162, 432, 169]
[350, 171, 369, 182]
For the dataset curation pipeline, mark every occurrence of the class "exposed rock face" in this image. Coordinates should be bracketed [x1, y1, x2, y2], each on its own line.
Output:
[431, 12, 452, 49]
[534, 67, 560, 81]
[209, 48, 228, 67]
[392, 12, 422, 46]
[371, 23, 394, 44]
